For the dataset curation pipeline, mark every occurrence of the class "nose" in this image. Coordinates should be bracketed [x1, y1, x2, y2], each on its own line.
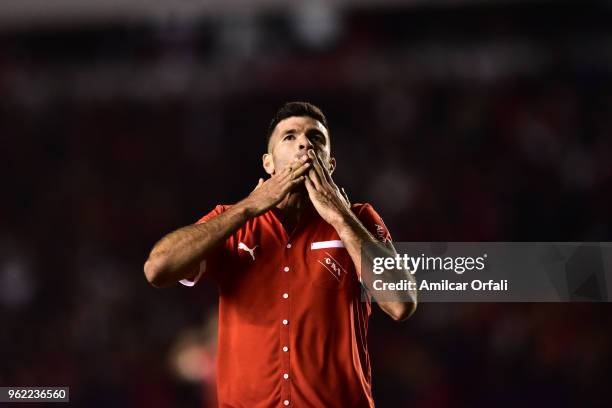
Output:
[297, 133, 314, 151]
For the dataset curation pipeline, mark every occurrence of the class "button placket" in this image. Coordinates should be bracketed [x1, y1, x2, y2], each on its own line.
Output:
[280, 257, 291, 405]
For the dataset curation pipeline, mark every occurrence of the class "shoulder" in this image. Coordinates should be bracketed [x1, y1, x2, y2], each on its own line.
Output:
[351, 202, 393, 241]
[350, 202, 377, 217]
[207, 204, 234, 213]
[194, 204, 233, 224]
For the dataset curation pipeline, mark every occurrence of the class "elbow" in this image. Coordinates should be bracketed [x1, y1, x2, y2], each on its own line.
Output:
[144, 257, 170, 288]
[391, 300, 417, 322]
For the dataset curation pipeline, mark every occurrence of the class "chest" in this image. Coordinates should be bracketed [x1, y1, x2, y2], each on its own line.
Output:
[225, 218, 357, 292]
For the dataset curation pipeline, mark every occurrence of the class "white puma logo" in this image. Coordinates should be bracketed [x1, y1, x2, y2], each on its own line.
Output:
[238, 242, 258, 260]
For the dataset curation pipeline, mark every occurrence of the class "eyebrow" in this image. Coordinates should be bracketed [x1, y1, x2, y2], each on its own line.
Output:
[280, 128, 327, 143]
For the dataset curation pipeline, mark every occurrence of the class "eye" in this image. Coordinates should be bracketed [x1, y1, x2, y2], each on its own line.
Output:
[283, 134, 295, 141]
[309, 133, 324, 144]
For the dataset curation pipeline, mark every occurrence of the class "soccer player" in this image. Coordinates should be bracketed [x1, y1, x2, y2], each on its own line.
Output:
[144, 102, 417, 407]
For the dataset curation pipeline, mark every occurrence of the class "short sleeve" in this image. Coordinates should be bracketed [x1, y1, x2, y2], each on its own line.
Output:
[355, 203, 392, 244]
[194, 205, 228, 224]
[179, 205, 231, 287]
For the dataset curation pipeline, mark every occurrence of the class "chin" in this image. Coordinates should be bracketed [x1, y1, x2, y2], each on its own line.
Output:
[293, 184, 308, 194]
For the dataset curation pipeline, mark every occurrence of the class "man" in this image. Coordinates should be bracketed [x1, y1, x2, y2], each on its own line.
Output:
[144, 102, 417, 407]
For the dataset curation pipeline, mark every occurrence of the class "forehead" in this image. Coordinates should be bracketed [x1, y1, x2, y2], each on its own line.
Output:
[272, 116, 328, 138]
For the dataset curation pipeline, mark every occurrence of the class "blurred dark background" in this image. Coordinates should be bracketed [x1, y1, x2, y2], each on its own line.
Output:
[1, 0, 611, 407]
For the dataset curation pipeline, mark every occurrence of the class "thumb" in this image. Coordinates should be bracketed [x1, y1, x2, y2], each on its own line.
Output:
[252, 178, 264, 192]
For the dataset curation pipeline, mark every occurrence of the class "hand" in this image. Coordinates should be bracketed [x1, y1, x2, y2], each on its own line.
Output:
[241, 156, 311, 217]
[304, 149, 351, 225]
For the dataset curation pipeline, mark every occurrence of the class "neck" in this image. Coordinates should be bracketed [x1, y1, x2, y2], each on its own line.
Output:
[276, 188, 310, 216]
[274, 188, 313, 235]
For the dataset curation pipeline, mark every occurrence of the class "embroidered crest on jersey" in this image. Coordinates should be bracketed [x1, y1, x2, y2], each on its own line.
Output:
[316, 251, 347, 281]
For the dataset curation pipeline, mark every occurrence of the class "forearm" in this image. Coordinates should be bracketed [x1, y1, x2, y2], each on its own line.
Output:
[144, 158, 311, 288]
[332, 211, 417, 321]
[144, 201, 251, 287]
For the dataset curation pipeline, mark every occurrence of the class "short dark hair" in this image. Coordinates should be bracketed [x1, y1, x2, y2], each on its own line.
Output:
[266, 101, 329, 148]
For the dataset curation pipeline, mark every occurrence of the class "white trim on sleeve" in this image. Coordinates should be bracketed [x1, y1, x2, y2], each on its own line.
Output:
[179, 260, 207, 287]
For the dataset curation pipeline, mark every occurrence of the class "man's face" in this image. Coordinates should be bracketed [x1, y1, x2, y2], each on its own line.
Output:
[263, 116, 335, 176]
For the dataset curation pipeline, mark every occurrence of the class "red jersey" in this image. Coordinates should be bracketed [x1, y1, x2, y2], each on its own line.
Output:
[182, 203, 392, 407]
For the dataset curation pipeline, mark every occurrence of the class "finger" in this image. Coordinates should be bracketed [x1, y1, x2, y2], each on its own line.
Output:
[322, 164, 334, 184]
[290, 160, 311, 179]
[308, 149, 332, 185]
[274, 165, 292, 181]
[290, 175, 306, 187]
[307, 168, 323, 191]
[286, 157, 301, 172]
[277, 157, 303, 180]
[281, 175, 306, 195]
[304, 175, 316, 195]
[341, 187, 350, 205]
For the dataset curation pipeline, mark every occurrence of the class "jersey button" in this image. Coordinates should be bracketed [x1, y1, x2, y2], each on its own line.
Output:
[282, 346, 289, 352]
[282, 319, 288, 325]
[283, 373, 289, 380]
[286, 243, 292, 249]
[282, 293, 289, 299]
[283, 266, 290, 272]
[283, 400, 290, 406]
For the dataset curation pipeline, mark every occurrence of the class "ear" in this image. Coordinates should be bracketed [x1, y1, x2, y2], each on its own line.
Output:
[328, 156, 336, 175]
[262, 153, 275, 175]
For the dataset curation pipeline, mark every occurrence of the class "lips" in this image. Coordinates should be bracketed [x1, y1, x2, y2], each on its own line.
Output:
[296, 148, 316, 161]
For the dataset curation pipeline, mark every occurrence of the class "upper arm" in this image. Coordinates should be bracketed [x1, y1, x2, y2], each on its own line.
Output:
[355, 203, 393, 244]
[180, 205, 232, 288]
[354, 204, 416, 320]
